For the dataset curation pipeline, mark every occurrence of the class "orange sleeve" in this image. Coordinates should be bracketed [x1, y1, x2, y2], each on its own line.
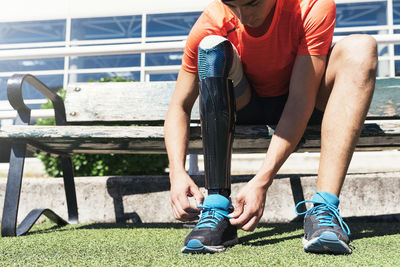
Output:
[182, 11, 225, 74]
[297, 0, 336, 55]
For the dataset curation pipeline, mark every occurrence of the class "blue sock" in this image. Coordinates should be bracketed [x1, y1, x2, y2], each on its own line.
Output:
[312, 191, 339, 208]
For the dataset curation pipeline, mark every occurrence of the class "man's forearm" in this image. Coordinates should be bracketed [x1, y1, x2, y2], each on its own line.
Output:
[255, 98, 315, 185]
[164, 106, 191, 176]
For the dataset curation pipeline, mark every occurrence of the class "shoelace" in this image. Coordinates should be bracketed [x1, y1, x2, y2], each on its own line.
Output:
[295, 189, 351, 236]
[195, 205, 231, 229]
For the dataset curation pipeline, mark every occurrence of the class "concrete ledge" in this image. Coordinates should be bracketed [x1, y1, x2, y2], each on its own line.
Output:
[1, 172, 399, 224]
[188, 150, 400, 175]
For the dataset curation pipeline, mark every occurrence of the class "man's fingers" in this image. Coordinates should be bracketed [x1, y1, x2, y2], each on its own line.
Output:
[174, 205, 199, 221]
[241, 215, 260, 232]
[179, 195, 201, 212]
[191, 187, 204, 207]
[171, 195, 200, 221]
[230, 206, 252, 227]
[229, 199, 244, 218]
[172, 205, 180, 220]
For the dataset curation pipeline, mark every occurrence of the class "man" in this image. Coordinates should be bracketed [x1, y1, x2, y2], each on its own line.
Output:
[164, 0, 377, 254]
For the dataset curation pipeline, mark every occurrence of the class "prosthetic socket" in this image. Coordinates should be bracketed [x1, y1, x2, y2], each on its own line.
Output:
[198, 36, 238, 193]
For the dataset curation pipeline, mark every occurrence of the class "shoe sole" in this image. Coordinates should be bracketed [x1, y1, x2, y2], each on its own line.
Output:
[303, 231, 352, 254]
[181, 238, 238, 254]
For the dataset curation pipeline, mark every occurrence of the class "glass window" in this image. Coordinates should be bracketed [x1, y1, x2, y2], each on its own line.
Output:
[0, 78, 8, 100]
[394, 0, 400, 25]
[70, 54, 140, 69]
[146, 12, 201, 37]
[395, 30, 400, 56]
[0, 20, 65, 44]
[70, 72, 140, 83]
[379, 45, 389, 57]
[149, 73, 178, 81]
[146, 52, 183, 66]
[0, 58, 64, 72]
[0, 75, 63, 101]
[71, 16, 142, 41]
[336, 2, 387, 27]
[396, 61, 400, 76]
[20, 75, 63, 101]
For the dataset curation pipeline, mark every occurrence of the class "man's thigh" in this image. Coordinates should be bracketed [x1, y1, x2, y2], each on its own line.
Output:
[237, 91, 323, 126]
[236, 92, 288, 125]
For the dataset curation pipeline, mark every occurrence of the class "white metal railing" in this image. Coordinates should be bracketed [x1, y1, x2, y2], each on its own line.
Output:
[0, 65, 182, 78]
[0, 99, 53, 121]
[334, 25, 400, 33]
[0, 41, 187, 61]
[0, 109, 55, 120]
[0, 35, 398, 61]
[333, 34, 400, 44]
[0, 36, 189, 51]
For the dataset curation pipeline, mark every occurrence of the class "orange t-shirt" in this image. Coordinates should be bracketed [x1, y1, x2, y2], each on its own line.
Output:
[182, 0, 336, 97]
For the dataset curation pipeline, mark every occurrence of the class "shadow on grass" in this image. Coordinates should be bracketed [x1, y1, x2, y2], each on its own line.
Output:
[27, 222, 186, 235]
[238, 217, 400, 246]
[346, 214, 400, 241]
[26, 214, 400, 246]
[77, 222, 186, 230]
[238, 222, 304, 246]
[27, 221, 305, 246]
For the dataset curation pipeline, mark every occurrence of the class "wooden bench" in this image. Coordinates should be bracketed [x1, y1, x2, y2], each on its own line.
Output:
[0, 73, 399, 237]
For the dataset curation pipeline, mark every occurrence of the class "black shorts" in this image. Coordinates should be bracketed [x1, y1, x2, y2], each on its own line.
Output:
[236, 92, 323, 126]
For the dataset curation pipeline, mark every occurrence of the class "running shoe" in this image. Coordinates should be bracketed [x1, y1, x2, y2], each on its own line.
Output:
[181, 194, 238, 254]
[295, 188, 352, 254]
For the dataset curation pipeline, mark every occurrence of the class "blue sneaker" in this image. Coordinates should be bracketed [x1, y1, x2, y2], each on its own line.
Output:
[181, 194, 238, 254]
[295, 189, 352, 254]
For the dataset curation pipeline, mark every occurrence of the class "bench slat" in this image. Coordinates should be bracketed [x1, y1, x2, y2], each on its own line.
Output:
[1, 120, 399, 154]
[65, 81, 199, 123]
[64, 78, 399, 124]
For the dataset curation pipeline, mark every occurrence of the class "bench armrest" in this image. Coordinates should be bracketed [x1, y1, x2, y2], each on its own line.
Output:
[7, 74, 67, 125]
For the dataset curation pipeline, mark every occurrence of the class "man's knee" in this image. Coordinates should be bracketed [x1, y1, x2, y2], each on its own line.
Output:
[198, 35, 249, 99]
[333, 34, 378, 76]
[198, 35, 234, 79]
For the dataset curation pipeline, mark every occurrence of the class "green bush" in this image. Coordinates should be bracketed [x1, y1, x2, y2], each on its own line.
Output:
[36, 76, 169, 177]
[36, 153, 169, 177]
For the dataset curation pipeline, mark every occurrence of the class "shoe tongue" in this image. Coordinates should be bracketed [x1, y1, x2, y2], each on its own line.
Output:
[203, 194, 230, 211]
[312, 191, 339, 208]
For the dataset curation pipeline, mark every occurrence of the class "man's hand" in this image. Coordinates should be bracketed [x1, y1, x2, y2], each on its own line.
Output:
[170, 171, 204, 222]
[229, 177, 268, 231]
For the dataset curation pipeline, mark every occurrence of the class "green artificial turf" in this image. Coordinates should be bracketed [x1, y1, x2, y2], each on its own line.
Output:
[0, 221, 399, 266]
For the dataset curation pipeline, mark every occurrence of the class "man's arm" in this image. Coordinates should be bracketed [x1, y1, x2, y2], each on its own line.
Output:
[164, 68, 204, 222]
[230, 54, 327, 231]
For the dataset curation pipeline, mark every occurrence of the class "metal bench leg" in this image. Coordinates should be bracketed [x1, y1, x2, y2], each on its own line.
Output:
[188, 154, 200, 175]
[289, 175, 307, 222]
[60, 156, 78, 224]
[1, 141, 68, 237]
[1, 142, 26, 236]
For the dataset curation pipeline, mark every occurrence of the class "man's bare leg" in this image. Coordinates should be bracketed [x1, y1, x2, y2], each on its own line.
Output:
[295, 34, 378, 254]
[316, 34, 378, 195]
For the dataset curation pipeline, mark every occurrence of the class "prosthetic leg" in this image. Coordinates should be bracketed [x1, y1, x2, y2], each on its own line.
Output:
[181, 36, 247, 254]
[198, 35, 244, 197]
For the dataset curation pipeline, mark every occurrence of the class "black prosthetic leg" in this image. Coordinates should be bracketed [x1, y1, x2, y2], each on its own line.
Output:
[199, 77, 236, 197]
[197, 37, 236, 197]
[181, 36, 238, 254]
